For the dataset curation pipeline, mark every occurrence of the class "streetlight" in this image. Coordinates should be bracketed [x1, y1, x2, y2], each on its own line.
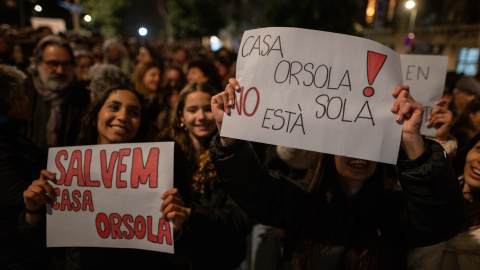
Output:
[138, 27, 148, 37]
[405, 1, 417, 34]
[84, 15, 92, 23]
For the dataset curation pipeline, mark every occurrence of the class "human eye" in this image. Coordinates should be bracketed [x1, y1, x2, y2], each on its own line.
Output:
[106, 103, 120, 111]
[129, 108, 141, 118]
[186, 107, 198, 113]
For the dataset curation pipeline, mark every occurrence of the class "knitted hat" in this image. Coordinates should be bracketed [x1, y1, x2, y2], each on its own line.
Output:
[455, 76, 480, 95]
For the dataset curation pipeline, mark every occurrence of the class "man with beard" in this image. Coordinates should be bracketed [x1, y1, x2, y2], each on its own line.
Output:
[24, 35, 90, 152]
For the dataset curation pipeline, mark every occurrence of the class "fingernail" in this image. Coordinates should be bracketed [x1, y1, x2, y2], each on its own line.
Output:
[396, 114, 401, 121]
[234, 85, 240, 90]
[229, 100, 233, 106]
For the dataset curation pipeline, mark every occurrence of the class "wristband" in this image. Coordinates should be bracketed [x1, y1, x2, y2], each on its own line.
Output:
[25, 207, 44, 215]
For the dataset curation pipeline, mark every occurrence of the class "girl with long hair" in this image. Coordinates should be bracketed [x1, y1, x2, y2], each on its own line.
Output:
[161, 82, 251, 269]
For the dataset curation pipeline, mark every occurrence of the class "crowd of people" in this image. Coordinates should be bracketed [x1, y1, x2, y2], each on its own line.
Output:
[0, 24, 480, 270]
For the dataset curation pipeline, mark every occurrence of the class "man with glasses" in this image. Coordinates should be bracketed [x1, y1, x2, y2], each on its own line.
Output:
[24, 35, 90, 152]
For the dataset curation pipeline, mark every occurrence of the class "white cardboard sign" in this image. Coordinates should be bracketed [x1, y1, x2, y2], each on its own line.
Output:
[46, 142, 175, 254]
[400, 54, 448, 137]
[221, 27, 403, 164]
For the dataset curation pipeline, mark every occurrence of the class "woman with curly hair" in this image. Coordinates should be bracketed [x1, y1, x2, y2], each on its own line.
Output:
[163, 82, 251, 270]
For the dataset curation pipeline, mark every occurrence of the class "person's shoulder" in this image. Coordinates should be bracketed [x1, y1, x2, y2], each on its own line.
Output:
[67, 81, 91, 104]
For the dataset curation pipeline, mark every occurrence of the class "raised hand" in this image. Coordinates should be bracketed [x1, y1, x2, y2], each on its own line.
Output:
[391, 85, 425, 159]
[211, 78, 240, 146]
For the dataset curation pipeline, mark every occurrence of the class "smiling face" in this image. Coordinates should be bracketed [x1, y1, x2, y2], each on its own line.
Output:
[181, 91, 216, 148]
[142, 66, 160, 93]
[464, 141, 480, 193]
[97, 90, 141, 144]
[334, 156, 377, 197]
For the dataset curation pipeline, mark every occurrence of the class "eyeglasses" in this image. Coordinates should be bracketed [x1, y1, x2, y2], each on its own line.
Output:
[42, 60, 73, 70]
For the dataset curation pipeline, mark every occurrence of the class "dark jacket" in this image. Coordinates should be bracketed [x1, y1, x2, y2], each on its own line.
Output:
[210, 135, 465, 269]
[0, 117, 49, 268]
[23, 76, 90, 153]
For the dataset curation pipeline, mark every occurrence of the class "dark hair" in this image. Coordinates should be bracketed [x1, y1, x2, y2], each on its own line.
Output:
[77, 87, 148, 145]
[293, 154, 396, 270]
[453, 96, 480, 132]
[33, 35, 75, 68]
[187, 58, 223, 91]
[455, 132, 480, 228]
[0, 64, 26, 115]
[168, 82, 218, 193]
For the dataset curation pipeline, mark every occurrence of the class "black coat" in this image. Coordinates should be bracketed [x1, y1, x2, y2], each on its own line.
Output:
[210, 136, 465, 269]
[0, 117, 49, 268]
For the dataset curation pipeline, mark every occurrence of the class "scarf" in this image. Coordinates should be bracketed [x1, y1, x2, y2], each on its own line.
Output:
[33, 75, 67, 147]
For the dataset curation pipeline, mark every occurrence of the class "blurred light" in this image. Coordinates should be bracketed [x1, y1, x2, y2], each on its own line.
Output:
[138, 27, 147, 36]
[366, 7, 375, 17]
[210, 36, 222, 52]
[84, 15, 92, 22]
[408, 32, 415, 39]
[34, 5, 42, 12]
[406, 1, 415, 9]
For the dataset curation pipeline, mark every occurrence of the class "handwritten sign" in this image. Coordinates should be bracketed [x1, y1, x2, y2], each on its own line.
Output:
[46, 142, 174, 254]
[400, 54, 448, 137]
[221, 27, 403, 164]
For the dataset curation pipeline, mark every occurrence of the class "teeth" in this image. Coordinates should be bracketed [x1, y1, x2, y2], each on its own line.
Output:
[112, 126, 127, 131]
[349, 160, 367, 166]
[473, 167, 480, 175]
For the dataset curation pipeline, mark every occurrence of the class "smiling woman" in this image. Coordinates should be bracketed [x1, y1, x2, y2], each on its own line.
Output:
[210, 78, 466, 269]
[78, 87, 148, 145]
[21, 87, 191, 269]
[96, 89, 141, 144]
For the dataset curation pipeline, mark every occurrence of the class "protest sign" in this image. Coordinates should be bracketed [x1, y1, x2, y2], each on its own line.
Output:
[221, 27, 403, 164]
[400, 54, 448, 137]
[46, 142, 174, 254]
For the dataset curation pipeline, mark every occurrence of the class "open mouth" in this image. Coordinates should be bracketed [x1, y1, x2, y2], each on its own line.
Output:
[111, 125, 128, 134]
[348, 159, 369, 168]
[472, 167, 480, 177]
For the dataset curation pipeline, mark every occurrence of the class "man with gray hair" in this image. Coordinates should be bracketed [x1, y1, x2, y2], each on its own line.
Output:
[24, 35, 90, 152]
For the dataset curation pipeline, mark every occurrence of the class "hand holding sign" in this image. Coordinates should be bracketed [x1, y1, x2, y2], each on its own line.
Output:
[211, 78, 239, 147]
[391, 85, 425, 159]
[160, 188, 188, 233]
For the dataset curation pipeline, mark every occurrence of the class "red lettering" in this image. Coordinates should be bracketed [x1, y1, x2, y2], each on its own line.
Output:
[100, 150, 118, 188]
[131, 148, 159, 188]
[234, 86, 260, 117]
[71, 190, 81, 211]
[123, 215, 134, 239]
[110, 213, 123, 239]
[157, 218, 172, 245]
[82, 190, 94, 212]
[52, 188, 60, 210]
[55, 150, 68, 185]
[84, 149, 100, 187]
[65, 150, 85, 187]
[134, 216, 146, 239]
[96, 213, 110, 238]
[116, 149, 130, 188]
[147, 216, 157, 243]
[60, 189, 71, 211]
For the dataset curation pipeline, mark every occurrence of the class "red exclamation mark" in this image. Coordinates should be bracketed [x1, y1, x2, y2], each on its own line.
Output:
[363, 50, 387, 97]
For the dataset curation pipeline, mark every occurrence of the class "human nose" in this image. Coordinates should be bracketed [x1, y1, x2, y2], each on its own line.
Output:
[116, 108, 128, 121]
[197, 109, 206, 120]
